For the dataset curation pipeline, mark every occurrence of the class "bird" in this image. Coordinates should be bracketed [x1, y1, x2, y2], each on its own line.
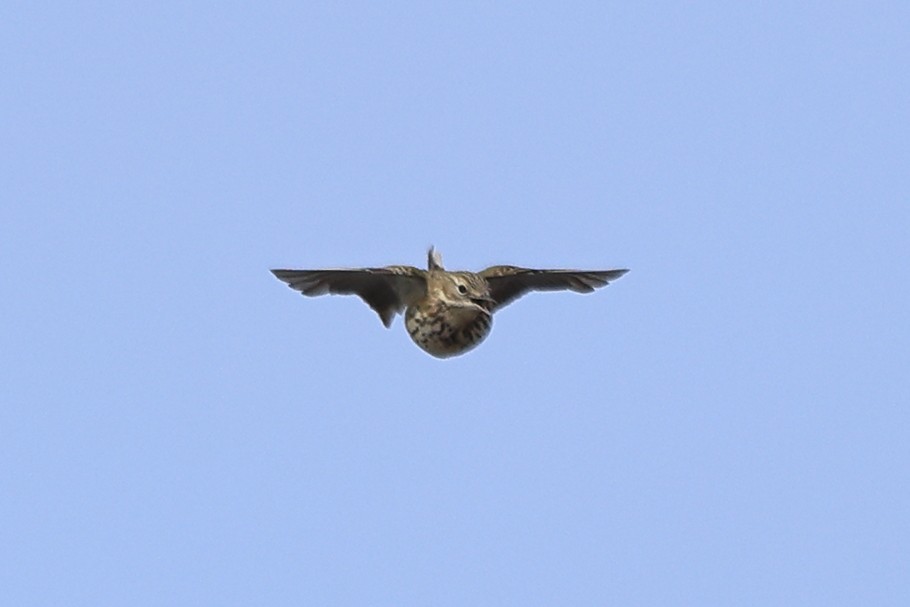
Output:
[271, 247, 628, 358]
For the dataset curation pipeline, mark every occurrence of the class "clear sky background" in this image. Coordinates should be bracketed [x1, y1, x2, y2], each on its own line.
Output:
[3, 2, 908, 605]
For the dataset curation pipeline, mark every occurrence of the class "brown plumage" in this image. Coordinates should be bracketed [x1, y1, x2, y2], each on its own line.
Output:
[271, 248, 628, 358]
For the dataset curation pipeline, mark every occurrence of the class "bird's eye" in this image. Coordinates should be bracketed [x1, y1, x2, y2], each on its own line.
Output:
[457, 284, 467, 294]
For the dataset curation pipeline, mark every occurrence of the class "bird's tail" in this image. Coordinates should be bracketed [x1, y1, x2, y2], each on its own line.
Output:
[427, 246, 444, 271]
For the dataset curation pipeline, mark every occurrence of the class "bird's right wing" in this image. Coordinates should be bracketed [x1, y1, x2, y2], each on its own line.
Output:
[271, 265, 427, 327]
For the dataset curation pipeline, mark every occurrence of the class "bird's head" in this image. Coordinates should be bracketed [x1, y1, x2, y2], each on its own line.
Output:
[437, 271, 494, 314]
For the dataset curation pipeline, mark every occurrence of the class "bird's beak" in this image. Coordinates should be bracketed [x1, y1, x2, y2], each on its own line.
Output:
[471, 295, 495, 310]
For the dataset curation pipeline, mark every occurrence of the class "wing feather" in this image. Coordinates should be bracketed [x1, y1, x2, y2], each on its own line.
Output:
[479, 266, 628, 310]
[271, 266, 426, 327]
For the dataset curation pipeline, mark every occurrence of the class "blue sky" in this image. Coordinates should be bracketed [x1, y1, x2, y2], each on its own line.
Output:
[3, 2, 908, 604]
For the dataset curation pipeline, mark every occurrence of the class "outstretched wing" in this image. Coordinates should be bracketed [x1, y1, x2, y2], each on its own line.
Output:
[271, 265, 427, 327]
[479, 266, 628, 310]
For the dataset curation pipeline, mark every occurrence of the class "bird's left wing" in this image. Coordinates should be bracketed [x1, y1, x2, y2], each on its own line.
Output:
[479, 266, 628, 310]
[271, 265, 427, 327]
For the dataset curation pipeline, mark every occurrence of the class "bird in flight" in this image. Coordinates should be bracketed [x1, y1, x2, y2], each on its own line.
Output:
[271, 248, 628, 358]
